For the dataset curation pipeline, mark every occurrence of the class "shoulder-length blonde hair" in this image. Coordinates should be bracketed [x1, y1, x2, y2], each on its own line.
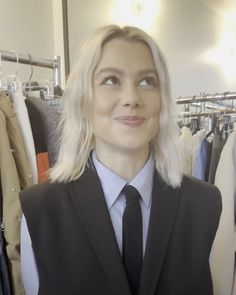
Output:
[50, 25, 184, 187]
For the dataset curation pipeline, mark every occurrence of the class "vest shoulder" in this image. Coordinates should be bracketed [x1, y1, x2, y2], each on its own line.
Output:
[181, 175, 222, 208]
[182, 174, 219, 193]
[20, 181, 67, 205]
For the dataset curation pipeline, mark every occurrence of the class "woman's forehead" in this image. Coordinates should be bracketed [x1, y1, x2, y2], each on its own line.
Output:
[96, 38, 156, 72]
[101, 38, 152, 56]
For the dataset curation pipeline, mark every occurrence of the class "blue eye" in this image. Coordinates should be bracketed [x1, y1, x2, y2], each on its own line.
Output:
[101, 76, 120, 86]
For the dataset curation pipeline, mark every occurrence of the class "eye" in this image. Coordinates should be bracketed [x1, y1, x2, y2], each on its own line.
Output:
[100, 75, 120, 86]
[139, 76, 158, 87]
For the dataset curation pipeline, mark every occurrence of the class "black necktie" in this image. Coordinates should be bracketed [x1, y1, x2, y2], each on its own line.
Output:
[122, 185, 143, 295]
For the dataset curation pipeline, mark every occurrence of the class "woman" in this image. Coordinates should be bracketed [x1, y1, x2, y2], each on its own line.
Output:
[20, 25, 222, 295]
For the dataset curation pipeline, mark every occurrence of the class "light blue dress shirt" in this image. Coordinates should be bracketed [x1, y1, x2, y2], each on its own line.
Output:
[92, 151, 154, 255]
[21, 152, 155, 295]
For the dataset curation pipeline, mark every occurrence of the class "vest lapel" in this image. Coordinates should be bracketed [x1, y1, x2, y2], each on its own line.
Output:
[138, 171, 181, 295]
[68, 166, 131, 295]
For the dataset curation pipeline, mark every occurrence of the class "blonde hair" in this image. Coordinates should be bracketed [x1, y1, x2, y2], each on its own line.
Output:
[50, 25, 184, 187]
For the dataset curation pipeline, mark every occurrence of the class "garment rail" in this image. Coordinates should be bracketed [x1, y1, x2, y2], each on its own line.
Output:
[176, 92, 236, 104]
[0, 49, 61, 87]
[179, 109, 236, 118]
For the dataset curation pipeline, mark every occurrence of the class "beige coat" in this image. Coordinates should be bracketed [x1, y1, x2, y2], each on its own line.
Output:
[0, 92, 33, 295]
[0, 92, 33, 188]
[211, 130, 236, 295]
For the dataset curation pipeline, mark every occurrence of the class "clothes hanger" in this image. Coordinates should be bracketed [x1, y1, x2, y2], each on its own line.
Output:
[0, 52, 8, 91]
[190, 100, 201, 134]
[23, 54, 41, 95]
[5, 50, 22, 94]
[28, 54, 33, 95]
[23, 57, 55, 99]
[205, 113, 218, 139]
[12, 50, 20, 78]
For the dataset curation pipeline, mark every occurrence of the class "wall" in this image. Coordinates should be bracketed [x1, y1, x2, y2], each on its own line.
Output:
[67, 0, 236, 98]
[0, 0, 65, 86]
[1, 0, 235, 99]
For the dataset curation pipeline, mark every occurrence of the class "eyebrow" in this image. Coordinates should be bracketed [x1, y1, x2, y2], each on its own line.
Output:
[138, 69, 158, 76]
[95, 68, 124, 78]
[95, 67, 158, 78]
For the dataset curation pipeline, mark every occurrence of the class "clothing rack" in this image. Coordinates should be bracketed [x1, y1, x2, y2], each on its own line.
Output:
[176, 92, 236, 104]
[179, 109, 236, 118]
[0, 49, 61, 87]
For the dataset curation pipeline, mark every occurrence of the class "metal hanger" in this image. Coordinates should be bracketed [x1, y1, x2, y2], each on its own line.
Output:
[0, 52, 7, 91]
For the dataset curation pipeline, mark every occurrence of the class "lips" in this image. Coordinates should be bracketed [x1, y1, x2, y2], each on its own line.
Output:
[115, 116, 145, 126]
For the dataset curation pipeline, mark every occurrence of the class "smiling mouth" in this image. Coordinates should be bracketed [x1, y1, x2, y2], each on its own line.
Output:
[115, 116, 145, 126]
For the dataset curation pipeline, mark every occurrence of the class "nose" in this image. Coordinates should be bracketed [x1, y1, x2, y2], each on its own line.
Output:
[121, 84, 141, 108]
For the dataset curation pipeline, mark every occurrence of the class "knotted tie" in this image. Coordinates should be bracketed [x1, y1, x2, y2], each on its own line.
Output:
[122, 185, 143, 295]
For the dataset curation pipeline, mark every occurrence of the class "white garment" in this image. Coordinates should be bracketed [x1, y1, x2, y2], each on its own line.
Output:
[179, 126, 194, 175]
[21, 215, 39, 295]
[210, 130, 236, 295]
[12, 90, 38, 184]
[179, 127, 206, 176]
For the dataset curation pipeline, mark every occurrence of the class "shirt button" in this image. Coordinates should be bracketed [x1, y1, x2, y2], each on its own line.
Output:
[11, 188, 16, 192]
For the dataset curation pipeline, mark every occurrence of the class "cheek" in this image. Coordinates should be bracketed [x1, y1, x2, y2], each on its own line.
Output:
[95, 102, 111, 116]
[148, 100, 161, 134]
[93, 91, 117, 116]
[150, 98, 162, 118]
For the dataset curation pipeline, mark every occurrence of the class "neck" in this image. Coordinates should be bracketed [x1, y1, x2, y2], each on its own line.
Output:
[95, 145, 150, 182]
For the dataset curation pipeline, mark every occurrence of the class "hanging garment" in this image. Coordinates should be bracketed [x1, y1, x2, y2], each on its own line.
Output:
[208, 134, 226, 184]
[179, 126, 193, 175]
[204, 140, 212, 181]
[11, 90, 38, 184]
[191, 129, 207, 180]
[191, 137, 211, 180]
[0, 229, 12, 295]
[0, 110, 25, 295]
[25, 99, 49, 182]
[0, 174, 12, 295]
[0, 92, 33, 189]
[179, 127, 208, 179]
[210, 130, 236, 295]
[26, 96, 62, 166]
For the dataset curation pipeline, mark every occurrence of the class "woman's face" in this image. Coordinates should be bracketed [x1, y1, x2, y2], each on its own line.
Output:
[92, 38, 161, 156]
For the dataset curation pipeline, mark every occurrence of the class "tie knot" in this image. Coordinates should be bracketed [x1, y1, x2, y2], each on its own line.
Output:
[123, 185, 140, 203]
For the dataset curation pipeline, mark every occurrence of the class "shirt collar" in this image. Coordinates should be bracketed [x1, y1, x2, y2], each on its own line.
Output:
[92, 151, 154, 209]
